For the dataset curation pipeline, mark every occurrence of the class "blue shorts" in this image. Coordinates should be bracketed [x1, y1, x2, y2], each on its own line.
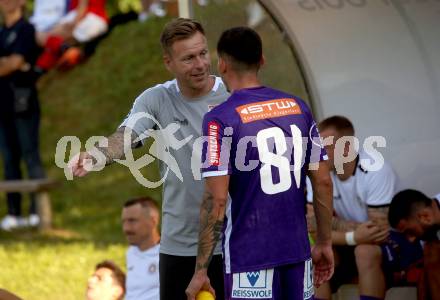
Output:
[381, 230, 423, 286]
[224, 259, 314, 300]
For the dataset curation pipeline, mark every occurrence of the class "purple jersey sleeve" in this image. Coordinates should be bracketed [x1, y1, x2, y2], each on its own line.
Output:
[201, 113, 232, 177]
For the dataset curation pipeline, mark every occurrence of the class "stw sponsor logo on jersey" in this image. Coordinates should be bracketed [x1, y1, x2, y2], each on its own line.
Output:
[236, 98, 302, 123]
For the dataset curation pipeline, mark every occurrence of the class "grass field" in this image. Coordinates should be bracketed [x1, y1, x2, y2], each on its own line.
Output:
[0, 19, 167, 299]
[0, 1, 307, 298]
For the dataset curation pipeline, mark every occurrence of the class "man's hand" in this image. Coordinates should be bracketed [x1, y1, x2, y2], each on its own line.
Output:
[0, 54, 26, 77]
[68, 152, 93, 177]
[354, 221, 389, 244]
[311, 241, 334, 288]
[185, 271, 215, 300]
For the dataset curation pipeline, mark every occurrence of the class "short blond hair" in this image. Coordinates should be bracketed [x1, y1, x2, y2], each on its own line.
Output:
[160, 18, 205, 54]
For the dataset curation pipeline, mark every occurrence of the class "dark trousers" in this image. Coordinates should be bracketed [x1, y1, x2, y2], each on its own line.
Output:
[159, 253, 224, 300]
[0, 111, 45, 216]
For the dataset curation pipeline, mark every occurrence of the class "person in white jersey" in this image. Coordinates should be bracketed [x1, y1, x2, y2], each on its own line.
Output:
[122, 197, 160, 300]
[307, 116, 422, 300]
[69, 18, 228, 300]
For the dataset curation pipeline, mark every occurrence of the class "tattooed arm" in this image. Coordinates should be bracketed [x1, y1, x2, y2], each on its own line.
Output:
[307, 203, 389, 245]
[186, 175, 230, 300]
[367, 205, 390, 230]
[331, 206, 390, 245]
[307, 207, 358, 233]
[95, 127, 141, 165]
[70, 126, 141, 177]
[307, 212, 365, 245]
[332, 218, 358, 231]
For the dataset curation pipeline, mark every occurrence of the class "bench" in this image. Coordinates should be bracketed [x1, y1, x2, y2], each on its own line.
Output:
[0, 179, 57, 230]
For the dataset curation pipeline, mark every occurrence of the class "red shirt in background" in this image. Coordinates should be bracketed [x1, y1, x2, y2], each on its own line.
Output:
[70, 0, 108, 21]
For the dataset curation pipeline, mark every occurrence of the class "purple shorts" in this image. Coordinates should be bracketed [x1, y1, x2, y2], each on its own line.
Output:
[224, 259, 314, 300]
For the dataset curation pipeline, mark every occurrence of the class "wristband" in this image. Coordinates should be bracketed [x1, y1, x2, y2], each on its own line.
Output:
[345, 231, 356, 246]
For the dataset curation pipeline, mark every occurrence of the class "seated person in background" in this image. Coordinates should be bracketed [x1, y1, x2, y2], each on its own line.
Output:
[389, 190, 440, 242]
[307, 115, 423, 300]
[30, 0, 68, 40]
[122, 197, 160, 300]
[389, 190, 440, 300]
[86, 260, 125, 300]
[36, 0, 108, 71]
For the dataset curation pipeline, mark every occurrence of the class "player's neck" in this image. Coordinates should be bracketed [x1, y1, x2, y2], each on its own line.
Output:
[137, 232, 160, 251]
[227, 74, 261, 93]
[4, 9, 22, 27]
[179, 76, 215, 99]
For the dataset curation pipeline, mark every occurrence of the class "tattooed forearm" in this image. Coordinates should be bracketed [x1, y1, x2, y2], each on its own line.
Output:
[195, 189, 225, 271]
[368, 206, 389, 216]
[332, 218, 358, 231]
[307, 213, 357, 233]
[368, 206, 389, 229]
[95, 127, 140, 165]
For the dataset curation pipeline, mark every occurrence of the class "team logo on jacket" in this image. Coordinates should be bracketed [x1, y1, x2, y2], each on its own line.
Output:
[236, 98, 302, 123]
[231, 269, 273, 299]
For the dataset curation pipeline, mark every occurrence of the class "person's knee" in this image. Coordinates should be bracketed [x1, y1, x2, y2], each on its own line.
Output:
[314, 282, 331, 300]
[355, 244, 382, 270]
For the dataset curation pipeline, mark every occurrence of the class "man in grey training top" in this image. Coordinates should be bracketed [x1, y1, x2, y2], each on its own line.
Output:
[69, 18, 228, 300]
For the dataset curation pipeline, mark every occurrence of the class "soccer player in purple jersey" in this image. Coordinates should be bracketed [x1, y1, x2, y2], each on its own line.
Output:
[186, 27, 334, 300]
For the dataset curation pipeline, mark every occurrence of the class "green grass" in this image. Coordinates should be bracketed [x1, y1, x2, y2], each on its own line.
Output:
[0, 241, 125, 300]
[0, 1, 307, 298]
[0, 18, 168, 299]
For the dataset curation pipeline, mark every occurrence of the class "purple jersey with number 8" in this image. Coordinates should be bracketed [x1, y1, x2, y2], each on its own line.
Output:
[201, 86, 327, 274]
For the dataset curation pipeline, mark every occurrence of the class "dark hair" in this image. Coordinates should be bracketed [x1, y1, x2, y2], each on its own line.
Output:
[388, 189, 433, 228]
[318, 115, 355, 135]
[160, 18, 205, 54]
[217, 26, 263, 71]
[124, 196, 160, 213]
[95, 260, 126, 297]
